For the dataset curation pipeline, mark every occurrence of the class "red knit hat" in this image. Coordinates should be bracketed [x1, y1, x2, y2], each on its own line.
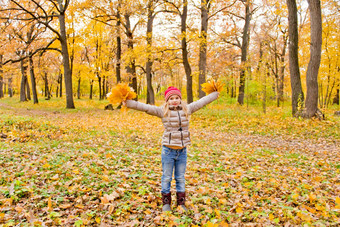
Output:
[164, 86, 182, 101]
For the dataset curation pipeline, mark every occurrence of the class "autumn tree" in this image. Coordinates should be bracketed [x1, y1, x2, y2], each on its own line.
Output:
[318, 0, 339, 107]
[303, 0, 322, 118]
[3, 0, 75, 108]
[145, 0, 162, 104]
[162, 0, 194, 103]
[236, 0, 253, 105]
[256, 0, 288, 107]
[286, 0, 304, 115]
[197, 0, 238, 99]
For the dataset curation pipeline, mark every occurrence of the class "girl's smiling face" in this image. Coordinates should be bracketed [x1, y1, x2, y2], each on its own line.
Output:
[168, 95, 181, 106]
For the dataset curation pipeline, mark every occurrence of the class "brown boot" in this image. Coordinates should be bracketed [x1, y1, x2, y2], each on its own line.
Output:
[162, 192, 171, 212]
[176, 192, 188, 212]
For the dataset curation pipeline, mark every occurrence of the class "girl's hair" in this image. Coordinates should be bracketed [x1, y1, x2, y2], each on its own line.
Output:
[163, 100, 189, 118]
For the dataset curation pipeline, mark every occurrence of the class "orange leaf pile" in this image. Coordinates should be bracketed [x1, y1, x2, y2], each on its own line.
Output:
[107, 83, 137, 105]
[201, 79, 224, 94]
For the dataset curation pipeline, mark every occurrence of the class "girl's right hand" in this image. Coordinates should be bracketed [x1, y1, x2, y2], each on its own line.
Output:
[122, 101, 126, 106]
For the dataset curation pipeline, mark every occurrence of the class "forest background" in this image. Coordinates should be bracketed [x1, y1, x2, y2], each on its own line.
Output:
[0, 0, 339, 226]
[0, 0, 339, 114]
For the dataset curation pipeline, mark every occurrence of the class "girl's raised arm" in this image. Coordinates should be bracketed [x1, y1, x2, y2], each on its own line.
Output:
[188, 91, 219, 114]
[125, 100, 163, 118]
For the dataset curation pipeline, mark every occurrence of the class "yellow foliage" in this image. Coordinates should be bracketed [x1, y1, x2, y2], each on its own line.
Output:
[107, 83, 137, 105]
[201, 79, 224, 94]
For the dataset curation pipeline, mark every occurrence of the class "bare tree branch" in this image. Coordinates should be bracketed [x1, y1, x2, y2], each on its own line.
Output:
[3, 37, 59, 65]
[208, 0, 238, 20]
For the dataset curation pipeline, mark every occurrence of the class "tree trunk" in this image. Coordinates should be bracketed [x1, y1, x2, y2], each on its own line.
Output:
[59, 73, 63, 97]
[263, 70, 268, 114]
[232, 76, 236, 98]
[90, 80, 93, 99]
[333, 86, 339, 105]
[116, 3, 122, 83]
[182, 0, 193, 103]
[106, 79, 109, 98]
[25, 76, 31, 100]
[20, 59, 28, 102]
[8, 77, 13, 97]
[274, 44, 280, 107]
[29, 54, 38, 104]
[237, 1, 251, 105]
[286, 0, 304, 115]
[146, 0, 155, 104]
[102, 76, 106, 99]
[304, 0, 322, 118]
[0, 54, 3, 98]
[124, 14, 138, 99]
[198, 0, 209, 98]
[97, 72, 102, 100]
[77, 77, 81, 99]
[279, 34, 288, 103]
[58, 4, 75, 108]
[44, 72, 50, 99]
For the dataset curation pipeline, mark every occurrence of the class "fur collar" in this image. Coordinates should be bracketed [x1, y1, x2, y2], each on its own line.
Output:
[169, 104, 183, 110]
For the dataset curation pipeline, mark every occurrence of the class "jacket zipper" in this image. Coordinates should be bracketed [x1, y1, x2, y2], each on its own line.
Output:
[177, 111, 184, 147]
[169, 133, 171, 144]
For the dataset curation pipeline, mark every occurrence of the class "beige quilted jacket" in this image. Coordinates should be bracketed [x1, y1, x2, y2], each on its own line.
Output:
[126, 91, 219, 147]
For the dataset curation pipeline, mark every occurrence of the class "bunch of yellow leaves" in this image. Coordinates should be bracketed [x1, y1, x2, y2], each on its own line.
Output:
[107, 83, 137, 105]
[201, 79, 224, 94]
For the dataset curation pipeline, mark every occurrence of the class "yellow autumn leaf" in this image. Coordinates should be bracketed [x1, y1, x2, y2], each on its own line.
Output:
[219, 198, 227, 205]
[95, 217, 101, 224]
[75, 204, 84, 209]
[214, 209, 221, 218]
[292, 193, 299, 200]
[309, 193, 317, 203]
[206, 221, 219, 227]
[218, 221, 229, 227]
[42, 163, 50, 168]
[201, 79, 224, 94]
[335, 197, 340, 210]
[269, 213, 274, 220]
[144, 209, 152, 215]
[315, 204, 325, 211]
[335, 197, 340, 206]
[48, 197, 52, 211]
[102, 175, 110, 182]
[303, 205, 316, 214]
[236, 207, 243, 213]
[107, 82, 137, 105]
[72, 168, 80, 174]
[60, 203, 73, 209]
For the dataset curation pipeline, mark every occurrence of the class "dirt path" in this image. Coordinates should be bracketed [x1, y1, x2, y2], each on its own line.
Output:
[197, 129, 339, 161]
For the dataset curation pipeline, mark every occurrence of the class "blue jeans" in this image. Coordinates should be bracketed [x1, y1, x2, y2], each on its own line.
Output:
[161, 146, 187, 194]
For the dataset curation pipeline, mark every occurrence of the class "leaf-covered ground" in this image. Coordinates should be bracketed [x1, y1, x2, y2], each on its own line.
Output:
[0, 98, 339, 226]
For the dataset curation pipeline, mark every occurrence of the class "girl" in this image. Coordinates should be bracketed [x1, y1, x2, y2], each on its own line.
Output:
[124, 86, 219, 212]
